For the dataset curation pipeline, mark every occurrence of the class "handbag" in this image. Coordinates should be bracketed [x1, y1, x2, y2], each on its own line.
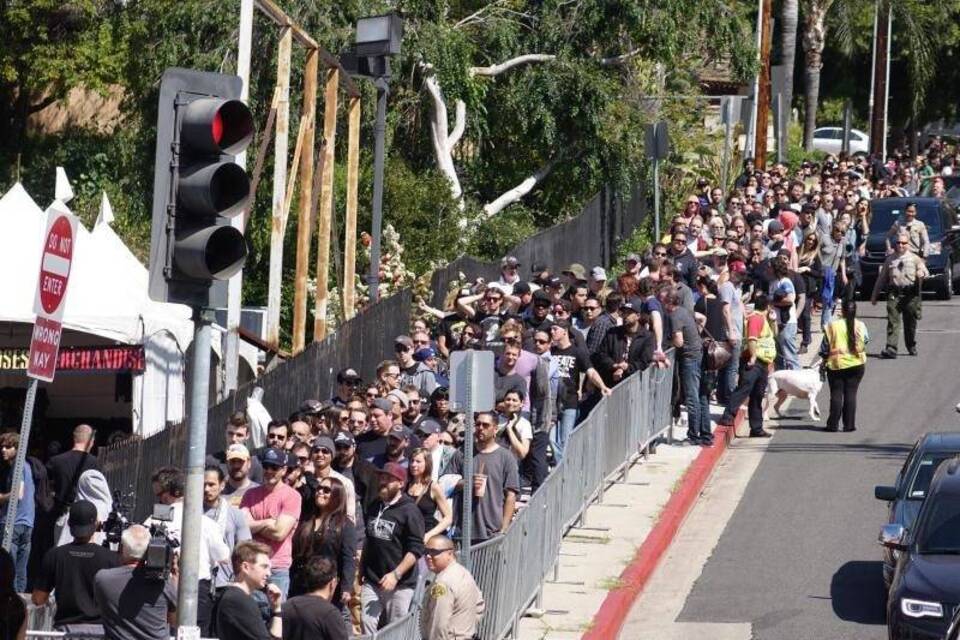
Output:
[701, 326, 732, 372]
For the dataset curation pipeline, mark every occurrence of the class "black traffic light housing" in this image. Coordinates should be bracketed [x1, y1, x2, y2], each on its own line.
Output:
[148, 68, 253, 307]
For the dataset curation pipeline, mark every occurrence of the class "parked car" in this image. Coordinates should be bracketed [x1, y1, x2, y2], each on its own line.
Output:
[859, 197, 960, 300]
[874, 432, 960, 589]
[881, 456, 960, 640]
[811, 126, 870, 156]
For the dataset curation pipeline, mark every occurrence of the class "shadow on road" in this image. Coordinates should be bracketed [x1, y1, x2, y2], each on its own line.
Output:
[830, 561, 887, 626]
[761, 441, 911, 460]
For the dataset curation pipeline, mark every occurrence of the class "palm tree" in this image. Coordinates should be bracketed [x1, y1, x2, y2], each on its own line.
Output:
[801, 0, 835, 150]
[780, 0, 799, 126]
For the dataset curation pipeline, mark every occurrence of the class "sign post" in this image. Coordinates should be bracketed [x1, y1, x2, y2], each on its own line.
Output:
[3, 204, 77, 550]
[449, 350, 494, 571]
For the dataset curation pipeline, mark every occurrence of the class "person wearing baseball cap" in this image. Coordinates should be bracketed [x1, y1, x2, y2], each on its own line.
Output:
[239, 447, 302, 597]
[497, 256, 521, 294]
[356, 397, 396, 463]
[331, 368, 362, 407]
[593, 299, 656, 389]
[588, 266, 611, 304]
[561, 263, 587, 286]
[304, 435, 356, 523]
[33, 500, 122, 630]
[361, 462, 425, 633]
[372, 426, 409, 470]
[222, 443, 260, 507]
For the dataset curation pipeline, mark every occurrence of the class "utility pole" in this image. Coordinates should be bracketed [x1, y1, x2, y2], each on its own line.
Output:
[870, 0, 891, 157]
[753, 0, 774, 169]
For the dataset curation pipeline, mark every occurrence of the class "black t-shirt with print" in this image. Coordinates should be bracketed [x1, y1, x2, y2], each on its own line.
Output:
[550, 344, 592, 410]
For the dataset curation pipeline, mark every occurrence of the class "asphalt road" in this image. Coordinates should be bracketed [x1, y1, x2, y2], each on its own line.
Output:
[677, 299, 960, 639]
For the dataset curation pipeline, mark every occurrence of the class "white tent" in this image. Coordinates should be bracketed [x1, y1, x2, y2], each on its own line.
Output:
[0, 183, 257, 436]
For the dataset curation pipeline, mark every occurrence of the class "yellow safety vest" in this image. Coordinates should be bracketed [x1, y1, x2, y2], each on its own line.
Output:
[745, 311, 776, 364]
[825, 319, 867, 370]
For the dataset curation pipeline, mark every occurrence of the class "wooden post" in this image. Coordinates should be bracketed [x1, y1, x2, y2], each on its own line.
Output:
[265, 27, 292, 349]
[753, 0, 773, 169]
[342, 96, 361, 320]
[292, 49, 318, 354]
[313, 67, 339, 342]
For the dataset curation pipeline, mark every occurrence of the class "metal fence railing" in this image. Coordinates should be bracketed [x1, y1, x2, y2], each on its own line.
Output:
[28, 352, 673, 640]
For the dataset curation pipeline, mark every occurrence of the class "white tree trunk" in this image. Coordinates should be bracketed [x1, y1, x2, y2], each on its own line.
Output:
[469, 54, 556, 77]
[482, 156, 560, 218]
[421, 64, 465, 208]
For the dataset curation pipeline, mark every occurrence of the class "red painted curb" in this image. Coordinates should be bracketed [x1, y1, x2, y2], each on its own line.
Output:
[582, 408, 745, 640]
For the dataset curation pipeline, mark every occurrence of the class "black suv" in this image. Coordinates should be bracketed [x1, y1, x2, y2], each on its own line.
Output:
[860, 197, 960, 300]
[881, 456, 960, 639]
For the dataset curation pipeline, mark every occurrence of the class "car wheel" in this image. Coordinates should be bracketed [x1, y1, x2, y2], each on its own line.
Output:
[938, 258, 954, 300]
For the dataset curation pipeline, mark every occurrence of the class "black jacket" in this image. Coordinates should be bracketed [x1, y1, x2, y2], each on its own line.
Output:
[592, 326, 656, 387]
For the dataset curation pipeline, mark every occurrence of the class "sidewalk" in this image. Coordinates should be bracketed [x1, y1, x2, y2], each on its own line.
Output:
[515, 414, 717, 640]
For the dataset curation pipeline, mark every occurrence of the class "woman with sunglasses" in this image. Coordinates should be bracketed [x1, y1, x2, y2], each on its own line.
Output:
[290, 477, 356, 615]
[796, 233, 823, 354]
[406, 448, 453, 543]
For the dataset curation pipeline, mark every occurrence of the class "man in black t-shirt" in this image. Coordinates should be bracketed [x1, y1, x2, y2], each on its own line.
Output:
[212, 541, 282, 640]
[282, 556, 347, 640]
[548, 321, 611, 460]
[47, 424, 100, 542]
[33, 500, 120, 633]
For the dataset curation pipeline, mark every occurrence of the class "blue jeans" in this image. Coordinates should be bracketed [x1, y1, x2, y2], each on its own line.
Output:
[697, 369, 717, 441]
[679, 355, 702, 441]
[716, 340, 741, 405]
[551, 408, 578, 461]
[11, 524, 30, 593]
[269, 568, 290, 599]
[777, 323, 800, 370]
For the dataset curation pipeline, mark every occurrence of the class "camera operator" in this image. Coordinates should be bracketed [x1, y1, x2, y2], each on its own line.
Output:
[211, 540, 282, 640]
[94, 524, 178, 640]
[33, 500, 121, 635]
[146, 466, 230, 635]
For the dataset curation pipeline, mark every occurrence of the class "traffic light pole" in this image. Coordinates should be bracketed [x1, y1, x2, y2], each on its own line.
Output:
[367, 65, 390, 303]
[177, 307, 214, 634]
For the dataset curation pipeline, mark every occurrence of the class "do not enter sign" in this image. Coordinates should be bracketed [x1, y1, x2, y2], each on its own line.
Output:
[28, 206, 78, 382]
[35, 213, 76, 320]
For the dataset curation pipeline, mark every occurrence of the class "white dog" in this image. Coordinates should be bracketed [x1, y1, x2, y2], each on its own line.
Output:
[764, 361, 823, 421]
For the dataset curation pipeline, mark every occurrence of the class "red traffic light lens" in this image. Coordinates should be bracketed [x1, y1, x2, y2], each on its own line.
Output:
[212, 112, 223, 146]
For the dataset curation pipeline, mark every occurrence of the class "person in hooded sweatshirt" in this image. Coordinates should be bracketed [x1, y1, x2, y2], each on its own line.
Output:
[359, 462, 424, 634]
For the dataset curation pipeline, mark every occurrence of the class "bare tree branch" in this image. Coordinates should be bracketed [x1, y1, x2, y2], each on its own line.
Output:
[454, 0, 508, 29]
[482, 154, 562, 218]
[448, 100, 466, 149]
[600, 48, 641, 66]
[419, 62, 464, 205]
[469, 54, 556, 77]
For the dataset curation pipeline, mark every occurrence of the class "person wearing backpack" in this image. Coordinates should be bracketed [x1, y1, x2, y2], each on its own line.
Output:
[718, 293, 778, 438]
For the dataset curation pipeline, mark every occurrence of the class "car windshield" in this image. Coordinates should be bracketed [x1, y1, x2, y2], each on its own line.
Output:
[869, 201, 943, 234]
[918, 496, 960, 554]
[908, 454, 956, 499]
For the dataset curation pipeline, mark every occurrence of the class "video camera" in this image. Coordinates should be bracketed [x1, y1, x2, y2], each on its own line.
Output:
[102, 490, 134, 550]
[144, 504, 179, 581]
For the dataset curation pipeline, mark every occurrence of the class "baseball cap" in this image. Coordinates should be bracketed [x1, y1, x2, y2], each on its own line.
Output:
[260, 447, 287, 468]
[416, 418, 443, 436]
[225, 443, 250, 461]
[512, 281, 531, 295]
[69, 500, 98, 539]
[285, 451, 299, 469]
[625, 252, 641, 263]
[531, 262, 547, 274]
[767, 220, 784, 234]
[337, 368, 361, 384]
[334, 430, 356, 447]
[562, 263, 587, 280]
[312, 435, 336, 453]
[620, 301, 639, 315]
[590, 266, 607, 281]
[377, 462, 408, 484]
[533, 290, 552, 305]
[729, 261, 747, 275]
[395, 335, 414, 350]
[372, 398, 394, 413]
[298, 399, 325, 415]
[545, 275, 563, 289]
[387, 425, 407, 440]
[501, 256, 521, 269]
[413, 347, 437, 362]
[387, 389, 410, 409]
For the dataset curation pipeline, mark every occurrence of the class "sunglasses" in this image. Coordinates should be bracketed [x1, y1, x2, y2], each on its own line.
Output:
[267, 433, 285, 440]
[366, 392, 379, 398]
[296, 455, 309, 463]
[313, 448, 332, 456]
[475, 421, 495, 428]
[424, 547, 453, 557]
[317, 485, 333, 495]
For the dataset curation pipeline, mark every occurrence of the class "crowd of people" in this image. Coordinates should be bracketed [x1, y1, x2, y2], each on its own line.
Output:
[0, 141, 953, 640]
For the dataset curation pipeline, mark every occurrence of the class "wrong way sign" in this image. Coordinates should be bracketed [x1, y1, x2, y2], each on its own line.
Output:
[28, 205, 77, 382]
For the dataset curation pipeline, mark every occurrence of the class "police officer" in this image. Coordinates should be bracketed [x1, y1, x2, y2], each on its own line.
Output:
[885, 202, 929, 257]
[819, 299, 869, 432]
[420, 535, 484, 640]
[871, 232, 929, 358]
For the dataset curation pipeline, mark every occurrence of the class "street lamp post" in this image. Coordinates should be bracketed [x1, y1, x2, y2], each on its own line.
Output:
[341, 13, 403, 303]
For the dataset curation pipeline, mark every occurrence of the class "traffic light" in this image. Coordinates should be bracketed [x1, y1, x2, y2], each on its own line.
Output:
[148, 68, 253, 307]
